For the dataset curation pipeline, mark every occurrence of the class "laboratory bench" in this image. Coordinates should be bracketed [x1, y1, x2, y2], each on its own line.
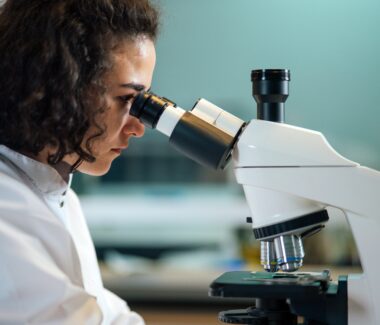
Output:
[133, 304, 237, 325]
[101, 264, 362, 325]
[103, 266, 253, 325]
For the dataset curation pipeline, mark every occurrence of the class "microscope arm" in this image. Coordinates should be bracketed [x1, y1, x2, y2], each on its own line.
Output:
[235, 166, 380, 324]
[234, 119, 380, 325]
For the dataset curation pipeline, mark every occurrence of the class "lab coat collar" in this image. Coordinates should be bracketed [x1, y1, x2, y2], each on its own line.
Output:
[0, 145, 71, 196]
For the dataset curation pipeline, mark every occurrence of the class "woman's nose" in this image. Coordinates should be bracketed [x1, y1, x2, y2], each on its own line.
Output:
[123, 115, 145, 138]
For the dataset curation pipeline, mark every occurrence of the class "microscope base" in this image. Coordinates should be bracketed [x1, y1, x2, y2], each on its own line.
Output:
[218, 300, 297, 324]
[209, 271, 347, 325]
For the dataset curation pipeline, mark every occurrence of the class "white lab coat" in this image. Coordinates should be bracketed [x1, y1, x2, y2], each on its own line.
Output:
[0, 145, 144, 325]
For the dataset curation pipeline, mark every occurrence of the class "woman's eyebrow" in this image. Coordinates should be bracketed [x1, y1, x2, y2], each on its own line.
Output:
[119, 82, 146, 92]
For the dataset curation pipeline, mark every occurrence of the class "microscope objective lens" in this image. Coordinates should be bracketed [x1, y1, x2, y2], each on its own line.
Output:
[274, 235, 305, 272]
[260, 241, 279, 272]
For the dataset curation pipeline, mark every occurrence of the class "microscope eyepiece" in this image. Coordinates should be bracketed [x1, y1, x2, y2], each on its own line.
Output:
[130, 92, 171, 129]
[251, 69, 290, 123]
[130, 91, 245, 170]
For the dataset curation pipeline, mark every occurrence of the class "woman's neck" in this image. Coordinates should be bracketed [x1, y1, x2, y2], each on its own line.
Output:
[21, 147, 72, 183]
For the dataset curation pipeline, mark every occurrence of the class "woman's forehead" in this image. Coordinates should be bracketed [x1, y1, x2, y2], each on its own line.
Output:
[103, 38, 156, 89]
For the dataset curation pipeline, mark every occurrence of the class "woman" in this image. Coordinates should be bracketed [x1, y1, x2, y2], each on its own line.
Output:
[0, 0, 158, 323]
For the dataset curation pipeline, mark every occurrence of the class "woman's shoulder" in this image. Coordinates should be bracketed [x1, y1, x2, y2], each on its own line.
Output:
[0, 168, 33, 207]
[0, 165, 59, 225]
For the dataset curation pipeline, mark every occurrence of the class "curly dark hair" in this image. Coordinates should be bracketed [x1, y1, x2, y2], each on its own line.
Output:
[0, 0, 159, 164]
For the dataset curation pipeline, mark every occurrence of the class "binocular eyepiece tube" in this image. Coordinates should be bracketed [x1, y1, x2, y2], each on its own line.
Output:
[130, 92, 245, 170]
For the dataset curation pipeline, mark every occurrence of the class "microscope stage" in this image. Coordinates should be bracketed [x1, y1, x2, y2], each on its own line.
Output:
[209, 270, 348, 324]
[209, 270, 334, 299]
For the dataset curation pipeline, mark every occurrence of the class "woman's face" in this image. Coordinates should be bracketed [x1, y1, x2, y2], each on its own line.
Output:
[67, 37, 156, 176]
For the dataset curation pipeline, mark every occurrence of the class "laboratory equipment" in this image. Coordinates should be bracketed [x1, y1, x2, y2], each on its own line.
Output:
[130, 69, 380, 324]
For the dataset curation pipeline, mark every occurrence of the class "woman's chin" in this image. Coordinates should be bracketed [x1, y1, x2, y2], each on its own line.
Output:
[77, 161, 112, 176]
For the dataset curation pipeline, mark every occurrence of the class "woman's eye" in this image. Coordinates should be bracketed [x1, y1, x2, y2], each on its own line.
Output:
[118, 94, 134, 105]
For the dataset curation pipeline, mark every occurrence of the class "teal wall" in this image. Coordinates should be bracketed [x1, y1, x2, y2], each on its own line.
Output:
[153, 0, 380, 169]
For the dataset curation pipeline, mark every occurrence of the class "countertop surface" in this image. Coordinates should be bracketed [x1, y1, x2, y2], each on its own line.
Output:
[101, 264, 361, 324]
[101, 263, 362, 303]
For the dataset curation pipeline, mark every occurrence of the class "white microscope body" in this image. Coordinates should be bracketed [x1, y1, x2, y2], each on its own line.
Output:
[129, 70, 380, 324]
[234, 119, 380, 325]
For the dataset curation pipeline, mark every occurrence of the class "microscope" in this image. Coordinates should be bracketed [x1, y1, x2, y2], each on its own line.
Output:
[130, 69, 380, 325]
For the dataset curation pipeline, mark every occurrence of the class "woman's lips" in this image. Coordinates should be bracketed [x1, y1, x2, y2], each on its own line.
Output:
[111, 144, 128, 155]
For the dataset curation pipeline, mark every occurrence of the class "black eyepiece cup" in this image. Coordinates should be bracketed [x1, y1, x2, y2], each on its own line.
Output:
[130, 92, 168, 129]
[251, 69, 290, 123]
